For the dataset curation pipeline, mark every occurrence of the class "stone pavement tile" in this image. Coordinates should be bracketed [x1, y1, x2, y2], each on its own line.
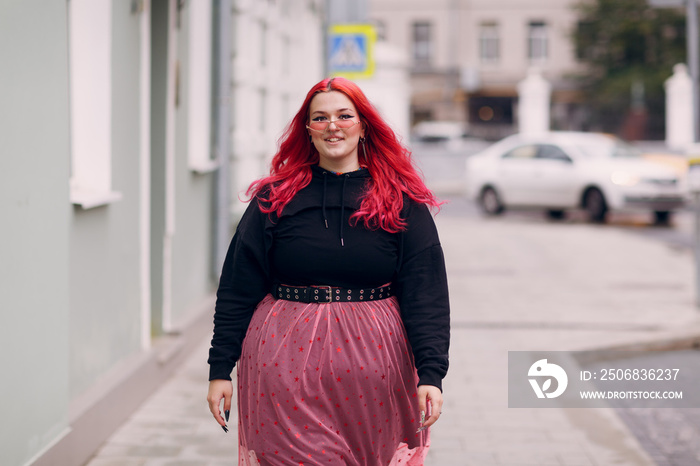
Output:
[494, 446, 565, 465]
[86, 460, 146, 466]
[86, 340, 238, 465]
[429, 449, 499, 466]
[556, 451, 598, 466]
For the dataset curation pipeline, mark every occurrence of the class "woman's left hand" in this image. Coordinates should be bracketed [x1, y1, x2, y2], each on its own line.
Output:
[417, 384, 443, 431]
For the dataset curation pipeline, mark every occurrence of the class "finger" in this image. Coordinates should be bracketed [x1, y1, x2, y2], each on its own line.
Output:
[424, 393, 443, 428]
[207, 394, 226, 427]
[417, 390, 427, 425]
[223, 390, 232, 423]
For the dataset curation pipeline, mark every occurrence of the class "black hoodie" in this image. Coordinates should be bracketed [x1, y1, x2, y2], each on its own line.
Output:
[208, 165, 450, 390]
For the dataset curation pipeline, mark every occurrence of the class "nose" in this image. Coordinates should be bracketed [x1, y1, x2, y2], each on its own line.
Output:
[328, 120, 339, 130]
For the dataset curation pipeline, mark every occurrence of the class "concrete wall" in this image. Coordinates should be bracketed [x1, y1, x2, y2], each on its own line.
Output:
[69, 0, 144, 401]
[0, 2, 71, 465]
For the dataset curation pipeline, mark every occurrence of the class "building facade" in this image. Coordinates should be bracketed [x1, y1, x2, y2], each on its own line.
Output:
[369, 0, 586, 139]
[0, 1, 324, 465]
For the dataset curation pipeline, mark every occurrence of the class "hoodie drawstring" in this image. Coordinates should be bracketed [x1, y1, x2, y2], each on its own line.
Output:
[322, 172, 329, 229]
[321, 170, 349, 247]
[339, 174, 348, 247]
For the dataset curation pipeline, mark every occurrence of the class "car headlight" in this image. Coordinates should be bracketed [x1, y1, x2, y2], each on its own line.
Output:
[611, 172, 640, 187]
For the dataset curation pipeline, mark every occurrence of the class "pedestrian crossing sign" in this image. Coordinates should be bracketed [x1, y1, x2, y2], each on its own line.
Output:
[328, 24, 376, 79]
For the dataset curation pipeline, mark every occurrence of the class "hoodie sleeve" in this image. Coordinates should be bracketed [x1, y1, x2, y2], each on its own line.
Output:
[395, 201, 451, 391]
[207, 199, 273, 381]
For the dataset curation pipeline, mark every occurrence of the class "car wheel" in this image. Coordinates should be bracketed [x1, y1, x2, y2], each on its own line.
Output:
[653, 211, 672, 226]
[546, 210, 565, 220]
[584, 188, 607, 223]
[479, 187, 504, 215]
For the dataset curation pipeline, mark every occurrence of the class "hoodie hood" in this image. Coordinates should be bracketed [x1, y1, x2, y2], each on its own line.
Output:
[279, 165, 371, 246]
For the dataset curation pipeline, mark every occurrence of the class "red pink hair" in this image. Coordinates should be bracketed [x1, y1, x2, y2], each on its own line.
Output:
[246, 77, 441, 232]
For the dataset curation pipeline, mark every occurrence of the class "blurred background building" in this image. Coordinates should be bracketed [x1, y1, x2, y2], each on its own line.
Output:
[369, 0, 688, 141]
[369, 0, 585, 140]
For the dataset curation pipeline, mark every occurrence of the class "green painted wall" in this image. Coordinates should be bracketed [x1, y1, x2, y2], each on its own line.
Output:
[68, 2, 143, 400]
[0, 2, 71, 465]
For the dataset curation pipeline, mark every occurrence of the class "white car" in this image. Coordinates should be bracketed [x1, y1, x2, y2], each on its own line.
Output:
[465, 132, 687, 223]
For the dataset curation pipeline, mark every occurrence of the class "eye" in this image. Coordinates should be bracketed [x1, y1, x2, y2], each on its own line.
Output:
[338, 114, 354, 120]
[312, 116, 328, 122]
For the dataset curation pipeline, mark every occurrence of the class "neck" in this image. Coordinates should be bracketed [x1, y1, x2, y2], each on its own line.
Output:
[318, 159, 360, 174]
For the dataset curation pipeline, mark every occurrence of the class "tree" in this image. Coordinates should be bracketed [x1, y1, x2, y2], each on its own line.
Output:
[573, 0, 686, 139]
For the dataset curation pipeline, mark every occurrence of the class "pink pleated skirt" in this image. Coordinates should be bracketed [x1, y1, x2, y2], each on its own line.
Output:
[237, 294, 429, 465]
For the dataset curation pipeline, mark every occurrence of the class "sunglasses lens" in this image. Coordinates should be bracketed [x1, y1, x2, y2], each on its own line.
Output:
[335, 120, 355, 128]
[308, 119, 356, 131]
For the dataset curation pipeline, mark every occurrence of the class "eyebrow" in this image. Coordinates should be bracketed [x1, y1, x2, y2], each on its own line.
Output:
[310, 107, 355, 116]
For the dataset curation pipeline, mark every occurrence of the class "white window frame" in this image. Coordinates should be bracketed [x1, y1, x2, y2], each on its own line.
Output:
[188, 0, 218, 174]
[479, 22, 500, 64]
[528, 21, 548, 63]
[68, 0, 122, 208]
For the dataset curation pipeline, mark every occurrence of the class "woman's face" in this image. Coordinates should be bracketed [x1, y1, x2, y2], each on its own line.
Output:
[308, 91, 364, 172]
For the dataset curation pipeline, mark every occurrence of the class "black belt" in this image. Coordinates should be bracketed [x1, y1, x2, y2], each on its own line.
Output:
[272, 284, 392, 303]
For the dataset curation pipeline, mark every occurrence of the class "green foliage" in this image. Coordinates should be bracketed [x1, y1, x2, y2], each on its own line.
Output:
[573, 0, 686, 138]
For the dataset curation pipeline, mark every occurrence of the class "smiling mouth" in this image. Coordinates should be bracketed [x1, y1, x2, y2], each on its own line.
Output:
[325, 137, 343, 142]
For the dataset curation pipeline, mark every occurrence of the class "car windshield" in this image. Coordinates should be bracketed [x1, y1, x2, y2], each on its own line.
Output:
[573, 138, 643, 159]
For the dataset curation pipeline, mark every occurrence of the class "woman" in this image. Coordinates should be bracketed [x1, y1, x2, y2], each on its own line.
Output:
[207, 77, 450, 465]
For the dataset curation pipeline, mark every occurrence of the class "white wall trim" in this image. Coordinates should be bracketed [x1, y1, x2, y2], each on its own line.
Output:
[162, 0, 178, 332]
[139, 0, 152, 350]
[68, 0, 121, 209]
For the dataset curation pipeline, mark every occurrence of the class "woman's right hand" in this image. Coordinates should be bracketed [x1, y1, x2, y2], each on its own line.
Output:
[207, 379, 233, 430]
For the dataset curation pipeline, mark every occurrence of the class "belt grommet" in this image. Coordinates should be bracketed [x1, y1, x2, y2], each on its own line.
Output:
[287, 294, 290, 298]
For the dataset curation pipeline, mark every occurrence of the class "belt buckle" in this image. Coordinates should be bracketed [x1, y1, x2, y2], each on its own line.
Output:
[317, 286, 332, 303]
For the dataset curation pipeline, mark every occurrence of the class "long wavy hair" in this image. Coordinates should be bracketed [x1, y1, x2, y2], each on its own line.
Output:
[246, 77, 441, 232]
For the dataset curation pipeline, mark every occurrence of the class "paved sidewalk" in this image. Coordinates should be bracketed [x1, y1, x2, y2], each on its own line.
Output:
[86, 212, 700, 465]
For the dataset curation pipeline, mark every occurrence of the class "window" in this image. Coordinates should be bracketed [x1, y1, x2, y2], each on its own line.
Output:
[412, 21, 432, 68]
[479, 22, 499, 63]
[260, 21, 267, 67]
[537, 145, 572, 162]
[528, 21, 548, 62]
[68, 0, 122, 208]
[260, 89, 267, 132]
[503, 145, 538, 159]
[374, 19, 387, 41]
